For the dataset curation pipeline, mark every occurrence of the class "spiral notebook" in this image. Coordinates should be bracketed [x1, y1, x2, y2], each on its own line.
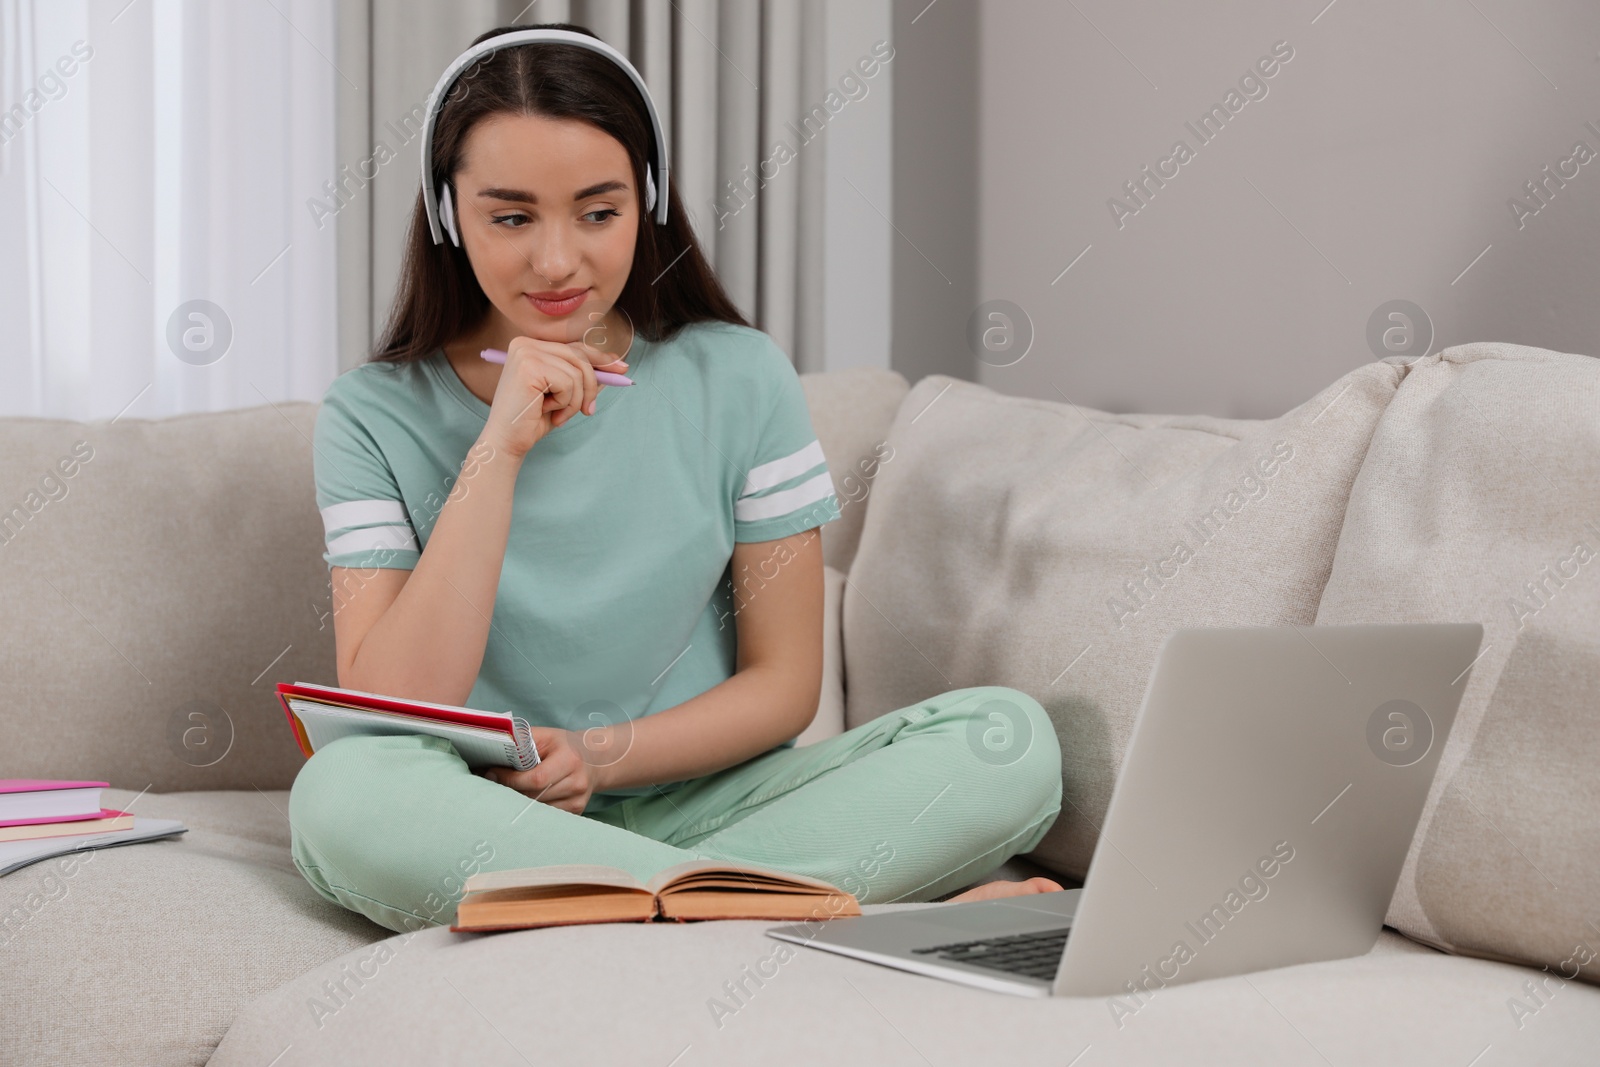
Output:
[276, 682, 540, 770]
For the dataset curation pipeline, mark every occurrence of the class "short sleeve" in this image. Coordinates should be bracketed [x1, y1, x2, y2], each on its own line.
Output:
[313, 382, 421, 571]
[732, 342, 843, 542]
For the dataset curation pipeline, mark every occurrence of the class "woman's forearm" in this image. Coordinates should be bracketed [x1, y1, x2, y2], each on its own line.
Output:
[343, 437, 522, 705]
[591, 664, 820, 791]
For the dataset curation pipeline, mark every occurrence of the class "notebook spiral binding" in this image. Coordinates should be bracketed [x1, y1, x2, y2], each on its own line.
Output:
[505, 716, 539, 770]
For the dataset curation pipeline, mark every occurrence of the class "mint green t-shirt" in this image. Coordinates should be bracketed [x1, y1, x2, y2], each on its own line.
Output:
[312, 321, 842, 810]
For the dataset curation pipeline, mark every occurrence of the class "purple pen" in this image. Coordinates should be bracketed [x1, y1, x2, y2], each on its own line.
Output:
[479, 348, 633, 387]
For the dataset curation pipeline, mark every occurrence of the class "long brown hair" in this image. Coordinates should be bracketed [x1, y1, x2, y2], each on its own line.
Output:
[372, 22, 748, 364]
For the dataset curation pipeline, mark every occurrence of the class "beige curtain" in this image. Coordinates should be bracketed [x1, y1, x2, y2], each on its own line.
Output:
[334, 0, 829, 373]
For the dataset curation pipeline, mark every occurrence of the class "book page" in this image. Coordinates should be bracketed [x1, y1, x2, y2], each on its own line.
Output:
[290, 700, 525, 768]
[645, 859, 845, 896]
[462, 864, 644, 895]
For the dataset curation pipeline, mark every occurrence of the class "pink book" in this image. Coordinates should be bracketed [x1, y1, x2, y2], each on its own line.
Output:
[0, 780, 110, 825]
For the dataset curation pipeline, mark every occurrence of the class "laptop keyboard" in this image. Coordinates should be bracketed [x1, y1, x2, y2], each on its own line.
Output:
[909, 927, 1071, 981]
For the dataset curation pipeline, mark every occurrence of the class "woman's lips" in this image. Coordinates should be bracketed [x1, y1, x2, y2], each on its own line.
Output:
[527, 289, 589, 316]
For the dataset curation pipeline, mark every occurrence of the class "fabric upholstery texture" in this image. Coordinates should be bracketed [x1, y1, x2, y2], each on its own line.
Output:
[841, 359, 1400, 877]
[798, 366, 909, 574]
[5, 348, 1598, 1065]
[794, 564, 848, 746]
[0, 367, 907, 1066]
[207, 911, 1600, 1067]
[2, 789, 386, 1067]
[0, 404, 337, 793]
[1311, 342, 1600, 983]
[0, 368, 903, 796]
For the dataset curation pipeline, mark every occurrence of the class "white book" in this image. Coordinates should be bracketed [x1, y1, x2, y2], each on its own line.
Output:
[0, 779, 107, 822]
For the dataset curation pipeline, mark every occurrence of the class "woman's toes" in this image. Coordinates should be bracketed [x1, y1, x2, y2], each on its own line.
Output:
[945, 876, 1066, 903]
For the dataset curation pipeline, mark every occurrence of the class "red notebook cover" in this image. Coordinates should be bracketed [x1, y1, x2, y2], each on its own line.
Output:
[275, 681, 518, 759]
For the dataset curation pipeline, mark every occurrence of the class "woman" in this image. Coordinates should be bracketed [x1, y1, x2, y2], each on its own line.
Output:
[289, 22, 1064, 934]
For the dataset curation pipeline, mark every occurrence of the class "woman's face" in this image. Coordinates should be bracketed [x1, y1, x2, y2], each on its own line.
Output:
[451, 111, 640, 348]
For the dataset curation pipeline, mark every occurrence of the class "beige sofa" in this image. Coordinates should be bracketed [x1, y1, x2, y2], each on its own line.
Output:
[4, 341, 1598, 1065]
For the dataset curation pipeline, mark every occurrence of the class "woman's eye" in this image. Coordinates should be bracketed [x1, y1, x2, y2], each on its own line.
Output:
[490, 210, 616, 227]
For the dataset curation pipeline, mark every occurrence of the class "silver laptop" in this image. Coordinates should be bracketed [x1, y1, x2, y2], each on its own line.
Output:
[767, 622, 1484, 997]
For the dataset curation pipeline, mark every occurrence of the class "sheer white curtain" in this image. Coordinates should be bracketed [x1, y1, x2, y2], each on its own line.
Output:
[0, 0, 338, 420]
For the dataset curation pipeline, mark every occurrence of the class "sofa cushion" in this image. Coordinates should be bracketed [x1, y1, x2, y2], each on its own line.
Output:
[794, 565, 848, 746]
[0, 404, 337, 792]
[0, 368, 898, 796]
[208, 910, 1600, 1065]
[841, 362, 1399, 877]
[1312, 342, 1600, 983]
[800, 367, 909, 574]
[1, 788, 386, 1067]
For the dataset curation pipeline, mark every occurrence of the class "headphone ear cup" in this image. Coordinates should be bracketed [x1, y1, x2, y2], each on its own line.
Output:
[440, 182, 462, 247]
[644, 163, 657, 214]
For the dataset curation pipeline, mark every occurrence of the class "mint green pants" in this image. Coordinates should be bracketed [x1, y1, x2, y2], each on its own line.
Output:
[288, 686, 1062, 933]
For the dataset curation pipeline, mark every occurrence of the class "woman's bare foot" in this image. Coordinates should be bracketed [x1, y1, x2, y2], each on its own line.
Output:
[945, 876, 1064, 903]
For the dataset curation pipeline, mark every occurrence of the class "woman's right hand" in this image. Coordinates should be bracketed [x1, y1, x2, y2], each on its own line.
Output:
[481, 727, 603, 815]
[480, 335, 629, 459]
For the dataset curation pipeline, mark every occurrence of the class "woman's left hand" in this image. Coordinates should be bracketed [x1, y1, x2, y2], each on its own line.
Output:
[482, 728, 607, 814]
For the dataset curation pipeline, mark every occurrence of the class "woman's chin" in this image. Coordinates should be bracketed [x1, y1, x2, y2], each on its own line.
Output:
[507, 321, 583, 345]
[497, 300, 621, 348]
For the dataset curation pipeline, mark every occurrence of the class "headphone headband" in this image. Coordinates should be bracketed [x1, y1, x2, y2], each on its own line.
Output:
[419, 28, 671, 245]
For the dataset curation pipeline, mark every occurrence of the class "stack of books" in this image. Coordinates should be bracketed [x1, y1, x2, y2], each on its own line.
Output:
[0, 780, 134, 842]
[0, 780, 186, 876]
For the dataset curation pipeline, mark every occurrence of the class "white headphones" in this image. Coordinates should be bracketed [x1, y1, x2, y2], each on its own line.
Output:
[419, 27, 671, 247]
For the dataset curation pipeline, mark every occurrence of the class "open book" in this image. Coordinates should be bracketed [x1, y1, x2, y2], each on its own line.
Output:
[450, 860, 863, 932]
[277, 681, 539, 771]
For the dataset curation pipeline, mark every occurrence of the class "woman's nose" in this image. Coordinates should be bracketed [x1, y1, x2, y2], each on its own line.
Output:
[531, 223, 581, 280]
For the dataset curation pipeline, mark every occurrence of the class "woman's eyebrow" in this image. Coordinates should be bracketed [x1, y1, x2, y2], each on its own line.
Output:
[476, 180, 629, 203]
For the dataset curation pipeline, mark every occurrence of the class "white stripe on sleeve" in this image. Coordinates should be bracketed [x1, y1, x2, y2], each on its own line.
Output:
[734, 470, 837, 524]
[321, 498, 410, 535]
[739, 440, 826, 498]
[325, 524, 420, 557]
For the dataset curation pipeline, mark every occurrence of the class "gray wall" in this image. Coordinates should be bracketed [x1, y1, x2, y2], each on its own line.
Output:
[891, 0, 980, 386]
[896, 0, 1600, 417]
